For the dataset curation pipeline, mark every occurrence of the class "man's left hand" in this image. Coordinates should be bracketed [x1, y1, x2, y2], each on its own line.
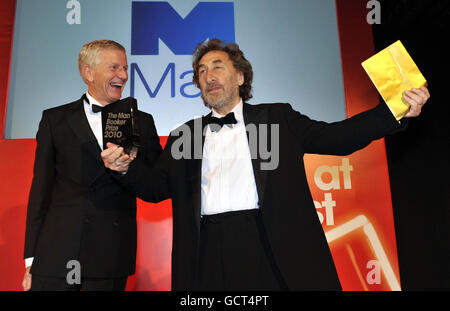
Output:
[403, 86, 430, 117]
[101, 142, 135, 172]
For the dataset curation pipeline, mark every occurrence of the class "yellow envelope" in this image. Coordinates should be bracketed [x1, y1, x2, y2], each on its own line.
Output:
[362, 40, 427, 120]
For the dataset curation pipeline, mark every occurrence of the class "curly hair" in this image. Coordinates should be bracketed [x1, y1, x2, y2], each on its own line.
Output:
[192, 39, 253, 102]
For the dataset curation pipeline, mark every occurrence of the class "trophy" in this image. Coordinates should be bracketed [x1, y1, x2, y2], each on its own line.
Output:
[101, 97, 140, 157]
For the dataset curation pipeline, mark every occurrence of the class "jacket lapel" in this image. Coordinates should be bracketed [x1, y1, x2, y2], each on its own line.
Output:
[243, 103, 269, 209]
[189, 115, 209, 231]
[66, 95, 105, 185]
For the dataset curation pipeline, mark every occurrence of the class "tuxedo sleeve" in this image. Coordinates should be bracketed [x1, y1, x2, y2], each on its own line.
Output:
[24, 111, 56, 259]
[113, 120, 173, 203]
[138, 112, 164, 168]
[283, 102, 407, 155]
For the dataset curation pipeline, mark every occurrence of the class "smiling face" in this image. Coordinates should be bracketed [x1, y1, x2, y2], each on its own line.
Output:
[84, 48, 128, 106]
[198, 50, 244, 114]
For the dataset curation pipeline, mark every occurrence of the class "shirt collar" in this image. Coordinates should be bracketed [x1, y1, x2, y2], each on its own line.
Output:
[211, 98, 244, 123]
[85, 91, 104, 112]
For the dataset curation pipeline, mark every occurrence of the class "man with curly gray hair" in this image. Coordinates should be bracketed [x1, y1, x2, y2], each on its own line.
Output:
[103, 38, 429, 290]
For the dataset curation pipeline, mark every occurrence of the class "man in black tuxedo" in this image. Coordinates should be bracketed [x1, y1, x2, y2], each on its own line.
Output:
[22, 40, 162, 291]
[102, 39, 430, 290]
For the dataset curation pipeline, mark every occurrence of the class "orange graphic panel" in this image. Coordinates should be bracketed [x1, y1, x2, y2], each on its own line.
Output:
[305, 140, 401, 290]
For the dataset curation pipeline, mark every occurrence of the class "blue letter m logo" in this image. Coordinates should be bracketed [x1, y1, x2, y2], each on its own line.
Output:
[131, 1, 235, 55]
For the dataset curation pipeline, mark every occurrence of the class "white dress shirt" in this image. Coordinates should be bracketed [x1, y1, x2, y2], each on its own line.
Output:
[84, 92, 104, 150]
[25, 92, 104, 268]
[201, 100, 259, 215]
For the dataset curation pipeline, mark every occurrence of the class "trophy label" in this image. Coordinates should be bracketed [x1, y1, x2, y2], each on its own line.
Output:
[101, 97, 140, 155]
[104, 112, 130, 139]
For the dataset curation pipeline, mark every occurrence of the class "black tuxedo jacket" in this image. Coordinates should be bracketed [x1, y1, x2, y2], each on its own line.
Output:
[119, 102, 405, 290]
[24, 95, 162, 278]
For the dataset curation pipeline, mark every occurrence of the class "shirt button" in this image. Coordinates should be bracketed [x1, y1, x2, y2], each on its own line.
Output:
[84, 218, 90, 224]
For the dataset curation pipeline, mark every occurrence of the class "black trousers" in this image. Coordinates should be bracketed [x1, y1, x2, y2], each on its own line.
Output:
[30, 275, 128, 291]
[196, 209, 288, 291]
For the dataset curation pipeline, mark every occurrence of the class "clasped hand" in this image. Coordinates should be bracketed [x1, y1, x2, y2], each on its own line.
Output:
[101, 142, 135, 172]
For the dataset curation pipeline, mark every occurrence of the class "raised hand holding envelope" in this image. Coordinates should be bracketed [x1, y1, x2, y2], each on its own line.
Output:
[101, 97, 140, 157]
[362, 40, 429, 120]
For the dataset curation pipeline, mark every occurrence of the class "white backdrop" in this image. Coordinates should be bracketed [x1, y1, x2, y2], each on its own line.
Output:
[6, 0, 345, 138]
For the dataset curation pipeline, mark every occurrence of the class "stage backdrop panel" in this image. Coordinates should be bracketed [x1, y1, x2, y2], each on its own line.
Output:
[5, 0, 346, 138]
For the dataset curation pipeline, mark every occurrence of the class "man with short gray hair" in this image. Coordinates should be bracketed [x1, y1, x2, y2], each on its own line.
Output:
[22, 40, 163, 291]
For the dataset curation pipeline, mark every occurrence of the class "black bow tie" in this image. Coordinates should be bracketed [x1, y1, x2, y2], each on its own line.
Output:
[92, 104, 104, 113]
[82, 94, 105, 113]
[207, 112, 238, 132]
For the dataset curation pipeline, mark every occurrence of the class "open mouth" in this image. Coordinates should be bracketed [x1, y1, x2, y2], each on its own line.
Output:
[110, 82, 123, 90]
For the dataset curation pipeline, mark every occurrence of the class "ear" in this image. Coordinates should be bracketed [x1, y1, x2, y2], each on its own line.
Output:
[237, 71, 244, 86]
[83, 65, 94, 83]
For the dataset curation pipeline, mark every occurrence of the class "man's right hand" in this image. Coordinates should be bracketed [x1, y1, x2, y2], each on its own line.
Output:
[22, 267, 32, 291]
[101, 142, 135, 172]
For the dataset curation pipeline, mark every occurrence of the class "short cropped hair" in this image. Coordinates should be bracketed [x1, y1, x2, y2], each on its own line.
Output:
[192, 39, 253, 102]
[78, 40, 126, 83]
